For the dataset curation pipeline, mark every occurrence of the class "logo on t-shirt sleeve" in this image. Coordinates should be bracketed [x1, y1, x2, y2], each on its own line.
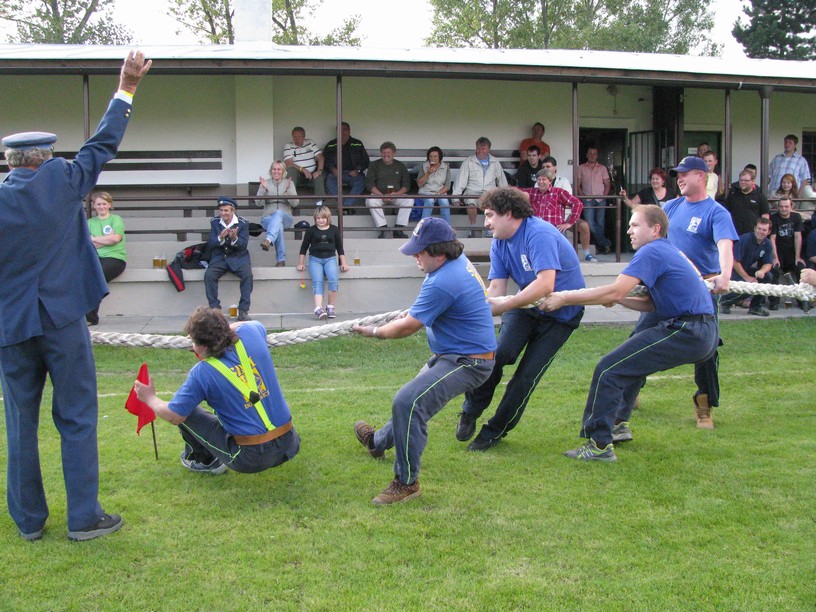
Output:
[521, 254, 532, 272]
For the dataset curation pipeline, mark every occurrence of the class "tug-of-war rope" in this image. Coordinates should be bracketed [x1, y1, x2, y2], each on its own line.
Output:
[90, 281, 815, 351]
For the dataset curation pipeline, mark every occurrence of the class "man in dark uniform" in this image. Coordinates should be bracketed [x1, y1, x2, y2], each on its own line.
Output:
[204, 197, 253, 321]
[0, 51, 151, 541]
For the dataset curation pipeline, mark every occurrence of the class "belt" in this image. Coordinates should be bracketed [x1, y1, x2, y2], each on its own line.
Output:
[468, 351, 495, 360]
[702, 273, 719, 280]
[676, 314, 716, 322]
[233, 421, 292, 446]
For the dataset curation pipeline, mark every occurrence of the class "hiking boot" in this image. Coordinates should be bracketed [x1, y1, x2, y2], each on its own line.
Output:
[455, 411, 477, 442]
[237, 310, 251, 321]
[563, 439, 617, 462]
[612, 421, 633, 443]
[467, 432, 501, 452]
[354, 420, 384, 459]
[314, 307, 327, 320]
[372, 478, 421, 505]
[326, 305, 336, 319]
[261, 240, 271, 251]
[693, 393, 714, 429]
[747, 306, 769, 317]
[180, 449, 227, 474]
[67, 513, 123, 541]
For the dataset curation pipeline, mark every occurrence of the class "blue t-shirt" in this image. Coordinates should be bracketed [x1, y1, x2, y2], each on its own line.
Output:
[409, 254, 497, 356]
[488, 216, 585, 323]
[733, 232, 773, 276]
[169, 321, 291, 435]
[622, 239, 714, 319]
[663, 196, 738, 276]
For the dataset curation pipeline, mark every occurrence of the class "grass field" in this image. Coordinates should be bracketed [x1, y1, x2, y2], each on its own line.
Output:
[1, 319, 814, 610]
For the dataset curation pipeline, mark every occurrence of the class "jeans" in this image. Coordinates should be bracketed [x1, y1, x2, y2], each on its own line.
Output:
[180, 407, 300, 474]
[261, 211, 294, 262]
[419, 197, 451, 223]
[204, 259, 253, 311]
[372, 354, 494, 485]
[461, 307, 582, 441]
[325, 170, 365, 208]
[308, 255, 339, 295]
[582, 199, 611, 249]
[581, 317, 719, 446]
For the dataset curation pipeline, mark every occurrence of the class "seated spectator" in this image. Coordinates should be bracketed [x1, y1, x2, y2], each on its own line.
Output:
[729, 164, 757, 194]
[702, 150, 724, 201]
[416, 146, 451, 223]
[366, 141, 414, 239]
[723, 170, 770, 235]
[134, 307, 300, 475]
[283, 126, 324, 196]
[204, 198, 253, 321]
[297, 206, 349, 320]
[255, 160, 298, 266]
[773, 173, 799, 201]
[86, 191, 127, 325]
[518, 169, 596, 262]
[576, 146, 612, 254]
[453, 136, 508, 235]
[770, 197, 808, 311]
[719, 218, 775, 316]
[519, 122, 550, 163]
[541, 156, 572, 193]
[620, 168, 676, 209]
[515, 145, 545, 188]
[324, 122, 369, 210]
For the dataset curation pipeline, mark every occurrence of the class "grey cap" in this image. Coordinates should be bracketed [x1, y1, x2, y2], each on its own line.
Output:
[2, 131, 58, 149]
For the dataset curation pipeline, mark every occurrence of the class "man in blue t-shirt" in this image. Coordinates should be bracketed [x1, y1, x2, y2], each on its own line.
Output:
[135, 308, 299, 475]
[719, 218, 775, 316]
[456, 187, 586, 452]
[544, 205, 719, 461]
[353, 217, 496, 505]
[620, 156, 737, 431]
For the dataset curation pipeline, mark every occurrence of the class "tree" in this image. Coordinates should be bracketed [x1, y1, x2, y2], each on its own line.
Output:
[732, 0, 816, 60]
[426, 0, 719, 55]
[0, 0, 132, 44]
[169, 0, 361, 46]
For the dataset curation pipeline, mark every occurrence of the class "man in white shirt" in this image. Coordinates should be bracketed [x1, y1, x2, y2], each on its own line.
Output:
[283, 126, 325, 196]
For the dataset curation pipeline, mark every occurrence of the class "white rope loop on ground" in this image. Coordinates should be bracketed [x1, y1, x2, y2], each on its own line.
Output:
[90, 309, 408, 350]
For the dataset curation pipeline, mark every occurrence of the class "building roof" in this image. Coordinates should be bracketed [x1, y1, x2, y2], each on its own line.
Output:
[0, 43, 814, 92]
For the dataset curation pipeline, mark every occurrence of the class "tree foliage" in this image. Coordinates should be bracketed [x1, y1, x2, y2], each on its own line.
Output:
[169, 0, 235, 44]
[426, 0, 719, 55]
[732, 0, 816, 60]
[0, 0, 132, 44]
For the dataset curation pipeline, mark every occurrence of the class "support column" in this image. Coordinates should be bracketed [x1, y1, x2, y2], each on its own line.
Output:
[759, 86, 773, 193]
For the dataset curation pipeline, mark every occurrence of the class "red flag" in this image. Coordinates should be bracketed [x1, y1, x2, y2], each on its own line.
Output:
[125, 363, 157, 435]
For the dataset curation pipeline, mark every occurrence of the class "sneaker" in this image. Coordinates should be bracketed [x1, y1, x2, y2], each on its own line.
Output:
[237, 309, 251, 321]
[314, 307, 327, 320]
[719, 304, 732, 314]
[371, 478, 421, 505]
[180, 449, 227, 474]
[563, 439, 617, 462]
[67, 513, 123, 541]
[584, 253, 598, 263]
[467, 433, 501, 452]
[354, 421, 384, 459]
[455, 411, 477, 442]
[612, 421, 633, 443]
[20, 527, 44, 541]
[747, 306, 769, 317]
[326, 305, 336, 318]
[693, 393, 714, 429]
[275, 261, 286, 267]
[261, 240, 271, 251]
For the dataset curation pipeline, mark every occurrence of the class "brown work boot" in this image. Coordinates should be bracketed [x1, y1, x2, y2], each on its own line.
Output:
[693, 393, 714, 429]
[354, 420, 384, 459]
[372, 478, 421, 505]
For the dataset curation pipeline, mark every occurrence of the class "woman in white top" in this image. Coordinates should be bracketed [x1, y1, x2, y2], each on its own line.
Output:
[255, 160, 299, 266]
[416, 146, 451, 223]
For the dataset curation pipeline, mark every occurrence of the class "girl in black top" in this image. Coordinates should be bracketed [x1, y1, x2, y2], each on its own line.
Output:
[297, 206, 349, 320]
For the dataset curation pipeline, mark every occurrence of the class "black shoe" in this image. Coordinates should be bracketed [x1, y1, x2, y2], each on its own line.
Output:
[748, 307, 769, 317]
[768, 302, 779, 311]
[800, 301, 811, 313]
[377, 229, 389, 239]
[85, 312, 99, 326]
[456, 412, 477, 442]
[392, 230, 409, 239]
[237, 310, 251, 321]
[719, 304, 731, 314]
[467, 433, 501, 452]
[67, 513, 123, 542]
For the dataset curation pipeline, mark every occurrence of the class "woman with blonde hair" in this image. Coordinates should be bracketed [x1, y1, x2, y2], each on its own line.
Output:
[255, 160, 298, 266]
[297, 206, 349, 320]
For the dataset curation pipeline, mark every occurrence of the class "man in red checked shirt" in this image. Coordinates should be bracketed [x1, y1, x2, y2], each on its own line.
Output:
[517, 169, 598, 263]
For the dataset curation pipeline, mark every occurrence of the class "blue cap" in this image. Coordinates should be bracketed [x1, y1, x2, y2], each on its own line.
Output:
[2, 131, 57, 149]
[399, 217, 457, 255]
[217, 197, 237, 208]
[669, 156, 707, 176]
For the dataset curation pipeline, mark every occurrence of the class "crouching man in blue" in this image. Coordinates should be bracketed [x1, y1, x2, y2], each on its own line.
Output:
[719, 217, 775, 317]
[135, 307, 300, 474]
[352, 218, 496, 504]
[543, 205, 719, 461]
[204, 197, 253, 321]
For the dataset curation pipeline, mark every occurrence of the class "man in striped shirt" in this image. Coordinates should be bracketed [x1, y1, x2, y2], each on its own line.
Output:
[283, 126, 325, 196]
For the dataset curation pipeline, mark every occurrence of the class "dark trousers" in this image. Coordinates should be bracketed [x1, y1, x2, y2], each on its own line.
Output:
[180, 407, 300, 474]
[582, 317, 719, 446]
[0, 306, 104, 533]
[87, 257, 126, 322]
[325, 170, 365, 208]
[720, 269, 776, 310]
[204, 259, 253, 311]
[461, 307, 582, 441]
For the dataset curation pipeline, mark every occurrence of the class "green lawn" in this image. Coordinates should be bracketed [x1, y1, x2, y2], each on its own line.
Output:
[1, 319, 814, 610]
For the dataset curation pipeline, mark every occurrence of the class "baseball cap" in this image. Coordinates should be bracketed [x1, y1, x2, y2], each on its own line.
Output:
[399, 217, 457, 256]
[669, 156, 707, 176]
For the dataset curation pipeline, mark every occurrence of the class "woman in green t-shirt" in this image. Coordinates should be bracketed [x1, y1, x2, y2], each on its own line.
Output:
[86, 191, 127, 325]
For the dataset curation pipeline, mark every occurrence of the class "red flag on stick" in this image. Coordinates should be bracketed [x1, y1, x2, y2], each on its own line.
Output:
[125, 363, 157, 435]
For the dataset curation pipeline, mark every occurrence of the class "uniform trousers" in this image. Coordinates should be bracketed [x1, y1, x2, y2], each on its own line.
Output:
[204, 259, 253, 311]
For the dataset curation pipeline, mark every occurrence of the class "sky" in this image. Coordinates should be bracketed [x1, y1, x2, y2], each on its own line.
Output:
[110, 0, 749, 59]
